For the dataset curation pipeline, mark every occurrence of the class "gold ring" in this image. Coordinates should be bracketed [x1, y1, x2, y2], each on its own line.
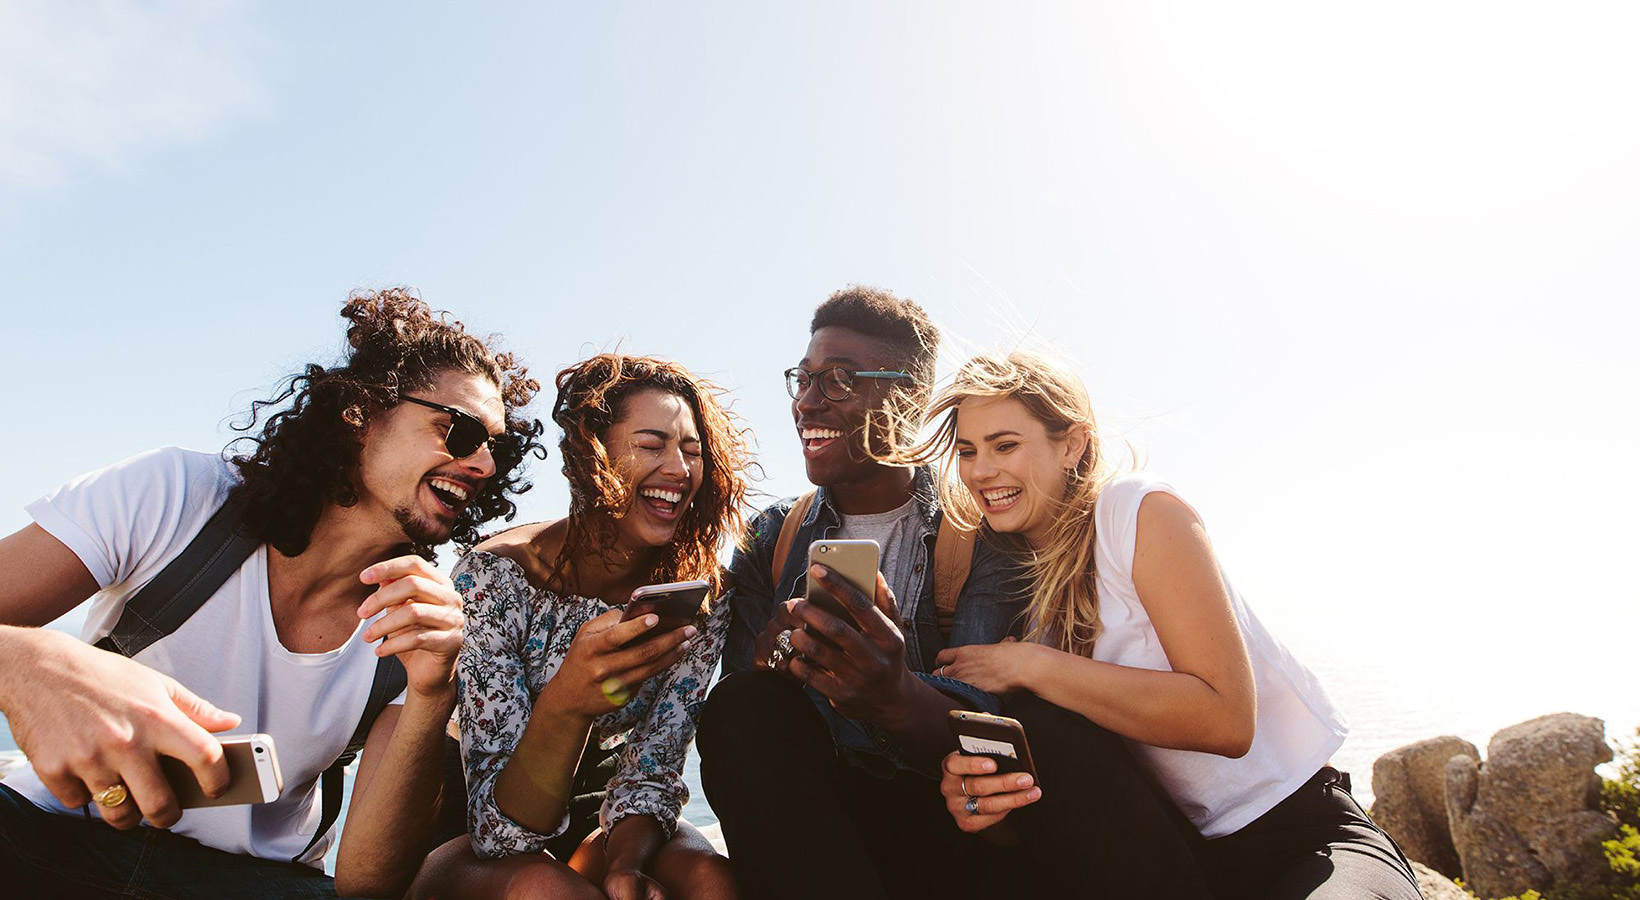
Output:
[961, 776, 971, 796]
[93, 783, 129, 808]
[600, 677, 630, 707]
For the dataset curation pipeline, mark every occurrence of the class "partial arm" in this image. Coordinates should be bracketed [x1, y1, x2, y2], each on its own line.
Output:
[0, 525, 238, 830]
[938, 492, 1256, 757]
[332, 554, 465, 897]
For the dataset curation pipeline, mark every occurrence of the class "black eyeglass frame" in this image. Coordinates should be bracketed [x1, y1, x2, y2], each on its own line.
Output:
[783, 367, 912, 402]
[400, 395, 504, 461]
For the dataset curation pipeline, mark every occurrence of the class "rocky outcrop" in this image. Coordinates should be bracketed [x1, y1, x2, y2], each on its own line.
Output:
[1373, 735, 1480, 876]
[1411, 862, 1469, 900]
[1445, 713, 1616, 900]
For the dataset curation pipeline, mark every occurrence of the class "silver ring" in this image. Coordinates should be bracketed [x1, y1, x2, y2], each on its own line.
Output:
[964, 795, 980, 815]
[766, 629, 796, 670]
[936, 664, 948, 677]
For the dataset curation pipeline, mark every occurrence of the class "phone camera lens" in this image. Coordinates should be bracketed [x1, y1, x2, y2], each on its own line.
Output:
[254, 748, 264, 754]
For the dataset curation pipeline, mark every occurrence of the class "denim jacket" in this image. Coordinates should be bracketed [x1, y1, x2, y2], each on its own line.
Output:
[719, 467, 1031, 776]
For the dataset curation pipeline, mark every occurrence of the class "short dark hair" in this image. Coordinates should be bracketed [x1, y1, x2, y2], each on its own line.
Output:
[228, 288, 545, 557]
[810, 285, 940, 389]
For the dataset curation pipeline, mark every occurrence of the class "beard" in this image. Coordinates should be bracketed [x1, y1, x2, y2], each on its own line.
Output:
[393, 503, 455, 548]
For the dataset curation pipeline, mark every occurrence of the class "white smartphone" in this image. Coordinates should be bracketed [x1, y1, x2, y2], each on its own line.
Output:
[160, 733, 283, 808]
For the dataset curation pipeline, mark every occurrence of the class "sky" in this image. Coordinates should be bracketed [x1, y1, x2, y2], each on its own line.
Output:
[2, 0, 1637, 770]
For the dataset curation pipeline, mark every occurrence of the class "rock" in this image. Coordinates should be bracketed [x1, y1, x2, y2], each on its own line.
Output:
[1373, 735, 1479, 876]
[1446, 713, 1617, 900]
[1412, 861, 1470, 900]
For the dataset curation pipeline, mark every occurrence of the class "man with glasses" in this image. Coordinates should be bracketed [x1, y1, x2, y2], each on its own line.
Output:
[698, 285, 1029, 900]
[0, 289, 542, 899]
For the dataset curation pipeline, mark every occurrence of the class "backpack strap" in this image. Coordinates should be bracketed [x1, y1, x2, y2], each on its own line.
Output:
[293, 653, 406, 864]
[931, 515, 977, 640]
[94, 497, 258, 656]
[769, 492, 817, 590]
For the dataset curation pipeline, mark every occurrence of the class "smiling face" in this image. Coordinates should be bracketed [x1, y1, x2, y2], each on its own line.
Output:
[792, 325, 909, 488]
[605, 388, 705, 553]
[953, 394, 1087, 548]
[354, 368, 506, 547]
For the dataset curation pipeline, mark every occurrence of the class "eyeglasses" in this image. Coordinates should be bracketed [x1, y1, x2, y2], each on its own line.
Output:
[783, 367, 911, 402]
[400, 396, 502, 460]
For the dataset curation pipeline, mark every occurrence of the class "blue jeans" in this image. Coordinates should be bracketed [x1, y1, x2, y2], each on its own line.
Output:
[0, 784, 352, 900]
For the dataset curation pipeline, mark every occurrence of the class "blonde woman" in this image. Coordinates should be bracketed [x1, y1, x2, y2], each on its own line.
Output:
[920, 352, 1420, 900]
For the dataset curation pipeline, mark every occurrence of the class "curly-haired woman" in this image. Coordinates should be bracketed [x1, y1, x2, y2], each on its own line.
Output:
[410, 353, 753, 900]
[918, 352, 1422, 900]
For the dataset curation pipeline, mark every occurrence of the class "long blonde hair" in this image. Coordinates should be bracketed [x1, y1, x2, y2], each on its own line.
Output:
[908, 352, 1111, 656]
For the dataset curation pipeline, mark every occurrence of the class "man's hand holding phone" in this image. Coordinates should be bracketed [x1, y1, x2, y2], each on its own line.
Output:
[0, 627, 241, 830]
[785, 564, 916, 722]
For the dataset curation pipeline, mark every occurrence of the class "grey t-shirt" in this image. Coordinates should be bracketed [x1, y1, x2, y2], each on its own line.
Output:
[834, 496, 921, 616]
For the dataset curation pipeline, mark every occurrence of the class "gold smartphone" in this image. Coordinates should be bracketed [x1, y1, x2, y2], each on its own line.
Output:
[948, 710, 1040, 783]
[805, 539, 880, 629]
[160, 733, 283, 808]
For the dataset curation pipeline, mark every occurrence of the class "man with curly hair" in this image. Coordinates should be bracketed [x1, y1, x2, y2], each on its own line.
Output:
[0, 289, 544, 899]
[697, 285, 1032, 900]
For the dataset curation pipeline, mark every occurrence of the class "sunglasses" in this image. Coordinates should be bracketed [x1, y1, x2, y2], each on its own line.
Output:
[783, 366, 912, 402]
[400, 396, 504, 461]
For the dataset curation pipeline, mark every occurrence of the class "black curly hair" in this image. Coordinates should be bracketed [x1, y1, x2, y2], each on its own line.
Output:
[811, 285, 940, 389]
[227, 288, 545, 557]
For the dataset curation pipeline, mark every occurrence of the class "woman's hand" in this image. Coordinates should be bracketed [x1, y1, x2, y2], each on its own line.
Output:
[933, 638, 1042, 695]
[538, 608, 694, 720]
[939, 750, 1041, 833]
[605, 867, 667, 900]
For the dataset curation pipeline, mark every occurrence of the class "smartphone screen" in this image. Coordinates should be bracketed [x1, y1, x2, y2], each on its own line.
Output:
[160, 733, 283, 808]
[805, 539, 880, 629]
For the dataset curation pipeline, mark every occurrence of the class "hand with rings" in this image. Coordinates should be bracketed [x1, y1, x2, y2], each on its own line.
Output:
[752, 601, 807, 679]
[939, 750, 1042, 834]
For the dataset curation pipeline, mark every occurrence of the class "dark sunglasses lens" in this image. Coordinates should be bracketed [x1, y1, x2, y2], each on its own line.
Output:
[444, 414, 489, 458]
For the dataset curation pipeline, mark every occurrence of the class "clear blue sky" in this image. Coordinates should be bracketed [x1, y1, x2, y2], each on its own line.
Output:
[3, 1, 1636, 758]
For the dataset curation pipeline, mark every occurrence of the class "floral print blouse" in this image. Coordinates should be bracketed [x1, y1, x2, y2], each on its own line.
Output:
[453, 550, 730, 859]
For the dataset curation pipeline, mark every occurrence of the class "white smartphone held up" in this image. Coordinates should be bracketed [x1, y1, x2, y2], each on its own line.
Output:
[160, 733, 283, 808]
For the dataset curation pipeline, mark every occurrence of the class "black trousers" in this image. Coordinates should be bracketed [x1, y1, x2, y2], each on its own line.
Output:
[698, 673, 1215, 900]
[698, 672, 1018, 900]
[1000, 691, 1215, 899]
[1198, 768, 1422, 900]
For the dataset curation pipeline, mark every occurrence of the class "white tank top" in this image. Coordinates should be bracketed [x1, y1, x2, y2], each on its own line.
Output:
[1087, 473, 1346, 838]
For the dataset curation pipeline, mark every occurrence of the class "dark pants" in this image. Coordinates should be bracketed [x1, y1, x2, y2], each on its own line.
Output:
[698, 671, 1016, 900]
[0, 783, 346, 900]
[1198, 768, 1422, 900]
[1001, 691, 1215, 899]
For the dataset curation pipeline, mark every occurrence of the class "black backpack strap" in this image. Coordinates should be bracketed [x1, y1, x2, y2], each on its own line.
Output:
[293, 654, 407, 864]
[94, 496, 258, 657]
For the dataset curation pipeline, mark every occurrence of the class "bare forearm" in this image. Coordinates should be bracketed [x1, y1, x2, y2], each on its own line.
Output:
[491, 695, 593, 834]
[605, 814, 666, 874]
[1020, 648, 1253, 757]
[333, 692, 456, 897]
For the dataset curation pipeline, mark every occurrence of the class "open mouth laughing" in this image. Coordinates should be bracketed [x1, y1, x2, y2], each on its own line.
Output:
[638, 484, 689, 520]
[979, 486, 1023, 512]
[425, 476, 474, 518]
[799, 426, 844, 456]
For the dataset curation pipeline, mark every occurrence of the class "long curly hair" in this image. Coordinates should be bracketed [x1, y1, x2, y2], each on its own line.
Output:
[228, 288, 546, 557]
[549, 353, 753, 597]
[904, 351, 1111, 656]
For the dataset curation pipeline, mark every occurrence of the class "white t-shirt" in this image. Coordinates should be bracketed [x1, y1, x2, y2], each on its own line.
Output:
[4, 447, 402, 867]
[1089, 473, 1347, 838]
